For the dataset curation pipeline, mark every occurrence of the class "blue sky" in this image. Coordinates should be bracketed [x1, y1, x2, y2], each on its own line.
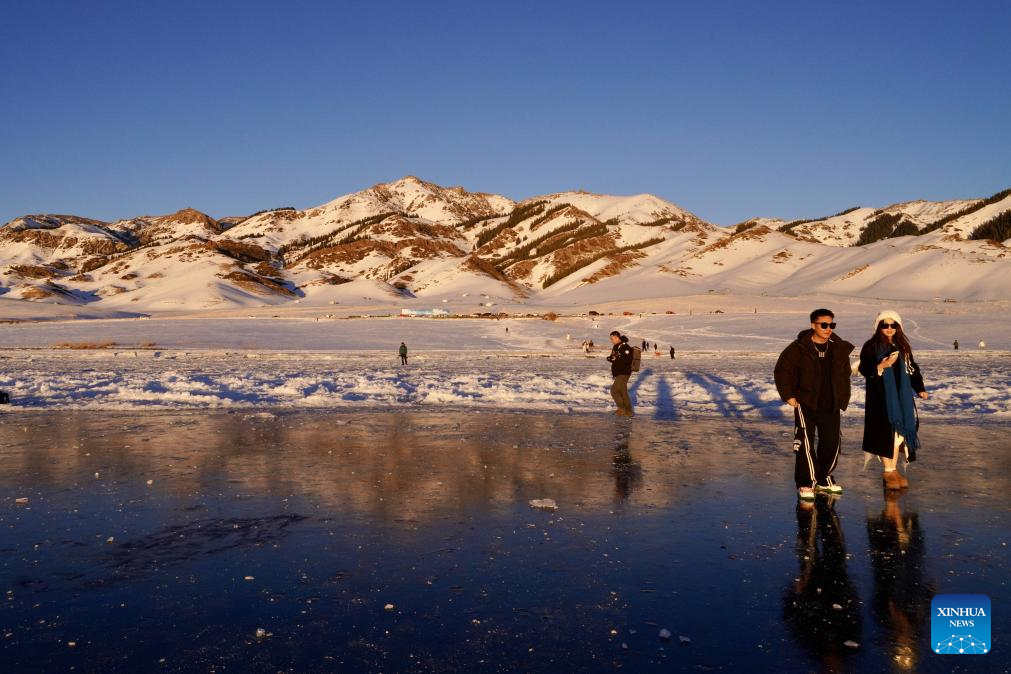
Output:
[2, 0, 1008, 225]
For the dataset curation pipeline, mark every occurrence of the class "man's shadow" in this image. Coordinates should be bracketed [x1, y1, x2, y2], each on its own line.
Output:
[628, 368, 680, 421]
[683, 370, 782, 420]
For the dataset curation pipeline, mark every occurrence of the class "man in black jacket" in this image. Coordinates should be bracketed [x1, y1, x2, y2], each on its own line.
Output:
[608, 331, 635, 417]
[774, 309, 854, 501]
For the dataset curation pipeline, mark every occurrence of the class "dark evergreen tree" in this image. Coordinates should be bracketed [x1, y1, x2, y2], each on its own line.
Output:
[969, 209, 1011, 242]
[856, 213, 902, 246]
[888, 220, 919, 238]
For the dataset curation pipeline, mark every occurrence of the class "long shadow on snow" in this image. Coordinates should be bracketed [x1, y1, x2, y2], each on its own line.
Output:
[653, 374, 680, 421]
[626, 368, 681, 421]
[683, 370, 782, 421]
[627, 367, 651, 410]
[682, 370, 782, 455]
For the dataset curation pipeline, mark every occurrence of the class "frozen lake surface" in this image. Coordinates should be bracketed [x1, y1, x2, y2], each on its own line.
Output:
[1, 410, 1008, 672]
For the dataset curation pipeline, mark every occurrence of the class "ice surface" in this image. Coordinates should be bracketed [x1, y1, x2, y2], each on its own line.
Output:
[0, 410, 1006, 672]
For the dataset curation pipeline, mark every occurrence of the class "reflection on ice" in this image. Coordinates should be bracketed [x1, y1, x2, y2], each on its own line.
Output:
[867, 492, 932, 672]
[783, 497, 861, 671]
[0, 410, 1007, 673]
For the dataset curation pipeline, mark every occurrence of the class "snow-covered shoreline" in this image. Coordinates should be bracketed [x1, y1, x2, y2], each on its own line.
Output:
[2, 349, 1007, 418]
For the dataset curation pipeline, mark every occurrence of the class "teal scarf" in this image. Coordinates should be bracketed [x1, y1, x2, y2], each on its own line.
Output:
[876, 344, 919, 451]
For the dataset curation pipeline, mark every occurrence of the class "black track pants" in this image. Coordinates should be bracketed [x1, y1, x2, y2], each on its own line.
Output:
[794, 407, 841, 488]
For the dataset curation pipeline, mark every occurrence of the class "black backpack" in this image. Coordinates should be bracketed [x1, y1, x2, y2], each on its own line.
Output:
[631, 346, 642, 373]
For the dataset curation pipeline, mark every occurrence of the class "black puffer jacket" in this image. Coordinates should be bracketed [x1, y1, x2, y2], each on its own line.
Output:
[774, 330, 855, 411]
[608, 341, 634, 376]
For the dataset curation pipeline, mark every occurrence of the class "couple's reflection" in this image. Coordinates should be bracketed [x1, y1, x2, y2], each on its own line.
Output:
[611, 424, 641, 503]
[866, 491, 931, 671]
[783, 496, 861, 672]
[783, 492, 930, 672]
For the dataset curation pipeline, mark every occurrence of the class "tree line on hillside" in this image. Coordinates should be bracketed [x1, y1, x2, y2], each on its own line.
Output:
[475, 200, 548, 247]
[494, 221, 611, 271]
[855, 212, 917, 246]
[969, 209, 1011, 242]
[457, 213, 505, 230]
[540, 236, 665, 288]
[856, 187, 1011, 245]
[921, 187, 1011, 234]
[277, 212, 398, 263]
[777, 206, 862, 234]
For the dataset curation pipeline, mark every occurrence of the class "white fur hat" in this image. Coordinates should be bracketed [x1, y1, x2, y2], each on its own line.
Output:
[874, 309, 902, 330]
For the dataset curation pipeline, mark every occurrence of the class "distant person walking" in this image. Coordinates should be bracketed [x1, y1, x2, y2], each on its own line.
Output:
[669, 346, 676, 360]
[775, 309, 854, 501]
[608, 331, 635, 417]
[859, 311, 928, 490]
[953, 339, 959, 350]
[398, 342, 408, 365]
[978, 339, 986, 350]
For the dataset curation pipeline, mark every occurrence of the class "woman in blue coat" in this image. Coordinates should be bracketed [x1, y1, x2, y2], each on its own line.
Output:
[858, 310, 929, 490]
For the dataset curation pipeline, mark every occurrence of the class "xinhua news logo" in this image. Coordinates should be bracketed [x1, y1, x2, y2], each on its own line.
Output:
[931, 594, 991, 655]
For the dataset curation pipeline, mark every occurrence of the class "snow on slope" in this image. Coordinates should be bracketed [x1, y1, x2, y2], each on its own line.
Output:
[879, 198, 980, 226]
[551, 224, 1009, 303]
[787, 207, 878, 245]
[0, 215, 130, 264]
[731, 217, 786, 232]
[940, 192, 1011, 239]
[535, 191, 708, 227]
[786, 199, 982, 246]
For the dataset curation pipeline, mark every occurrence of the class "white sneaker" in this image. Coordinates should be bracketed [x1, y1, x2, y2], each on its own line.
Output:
[797, 487, 816, 501]
[815, 477, 844, 494]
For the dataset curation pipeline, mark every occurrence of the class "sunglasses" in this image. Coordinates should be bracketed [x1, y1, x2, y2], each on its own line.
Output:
[815, 322, 837, 329]
[878, 322, 899, 329]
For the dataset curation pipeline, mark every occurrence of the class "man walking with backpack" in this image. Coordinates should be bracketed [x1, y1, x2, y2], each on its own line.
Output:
[774, 309, 854, 501]
[608, 331, 636, 417]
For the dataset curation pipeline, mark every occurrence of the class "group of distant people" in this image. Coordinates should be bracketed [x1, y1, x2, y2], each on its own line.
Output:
[606, 308, 934, 500]
[639, 339, 676, 359]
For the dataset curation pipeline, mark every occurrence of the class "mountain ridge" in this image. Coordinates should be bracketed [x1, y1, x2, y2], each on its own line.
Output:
[1, 178, 1008, 311]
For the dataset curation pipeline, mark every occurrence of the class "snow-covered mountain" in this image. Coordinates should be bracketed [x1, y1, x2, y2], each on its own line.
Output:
[1, 178, 1008, 312]
[750, 190, 1011, 247]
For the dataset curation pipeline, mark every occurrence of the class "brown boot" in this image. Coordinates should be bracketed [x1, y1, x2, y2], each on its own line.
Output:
[895, 472, 909, 488]
[882, 470, 903, 490]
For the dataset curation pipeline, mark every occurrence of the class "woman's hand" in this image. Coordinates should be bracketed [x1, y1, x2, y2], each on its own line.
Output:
[879, 352, 899, 368]
[918, 391, 929, 400]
